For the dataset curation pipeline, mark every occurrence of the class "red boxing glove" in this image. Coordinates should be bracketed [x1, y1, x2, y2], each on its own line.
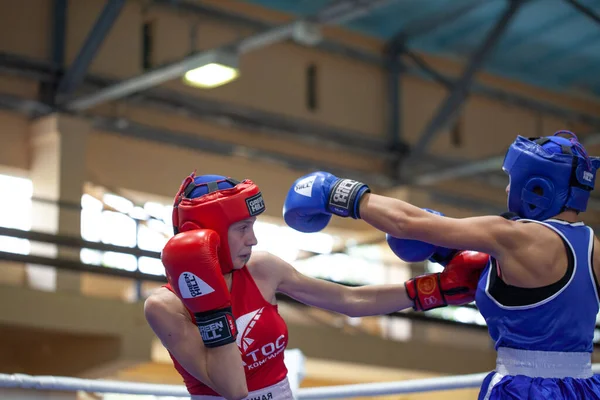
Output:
[162, 229, 237, 348]
[405, 250, 489, 311]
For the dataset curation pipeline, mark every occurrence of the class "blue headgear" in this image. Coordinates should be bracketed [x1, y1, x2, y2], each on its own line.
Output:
[502, 131, 600, 220]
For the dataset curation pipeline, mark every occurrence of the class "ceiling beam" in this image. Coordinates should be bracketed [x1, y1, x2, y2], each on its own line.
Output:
[63, 0, 399, 112]
[408, 0, 525, 159]
[563, 0, 600, 26]
[57, 0, 126, 96]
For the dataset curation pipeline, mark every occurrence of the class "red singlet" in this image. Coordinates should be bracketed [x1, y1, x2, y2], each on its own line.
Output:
[164, 265, 289, 395]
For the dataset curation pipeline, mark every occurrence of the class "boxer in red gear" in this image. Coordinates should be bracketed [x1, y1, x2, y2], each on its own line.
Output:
[144, 172, 486, 400]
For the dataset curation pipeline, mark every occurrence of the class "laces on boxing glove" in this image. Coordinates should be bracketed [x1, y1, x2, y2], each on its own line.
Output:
[194, 307, 238, 348]
[405, 274, 447, 312]
[327, 179, 370, 219]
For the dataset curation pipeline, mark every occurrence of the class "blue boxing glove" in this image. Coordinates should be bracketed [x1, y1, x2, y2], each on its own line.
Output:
[386, 209, 458, 267]
[283, 172, 370, 233]
[386, 234, 437, 262]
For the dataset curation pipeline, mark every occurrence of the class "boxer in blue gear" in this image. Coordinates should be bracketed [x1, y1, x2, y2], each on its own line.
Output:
[283, 131, 600, 399]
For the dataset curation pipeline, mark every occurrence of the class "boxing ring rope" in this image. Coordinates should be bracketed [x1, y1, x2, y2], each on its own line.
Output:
[2, 361, 600, 399]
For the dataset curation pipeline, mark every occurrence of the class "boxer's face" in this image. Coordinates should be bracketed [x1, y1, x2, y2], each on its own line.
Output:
[228, 217, 258, 269]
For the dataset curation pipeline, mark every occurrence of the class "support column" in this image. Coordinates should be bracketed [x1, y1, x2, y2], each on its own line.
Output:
[27, 114, 90, 293]
[385, 43, 404, 180]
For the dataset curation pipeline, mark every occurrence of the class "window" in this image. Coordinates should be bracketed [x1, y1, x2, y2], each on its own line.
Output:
[0, 174, 32, 255]
[80, 193, 170, 274]
[138, 218, 169, 276]
[293, 252, 386, 285]
[253, 222, 334, 263]
[79, 190, 394, 286]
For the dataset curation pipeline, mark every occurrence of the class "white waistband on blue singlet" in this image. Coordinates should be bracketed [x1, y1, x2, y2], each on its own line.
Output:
[190, 377, 293, 400]
[496, 347, 592, 379]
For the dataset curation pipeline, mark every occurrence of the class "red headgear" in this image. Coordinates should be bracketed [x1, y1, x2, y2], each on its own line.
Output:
[172, 172, 266, 274]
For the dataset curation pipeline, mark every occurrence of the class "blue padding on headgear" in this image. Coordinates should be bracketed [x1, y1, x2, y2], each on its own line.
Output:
[502, 131, 600, 220]
[188, 175, 236, 198]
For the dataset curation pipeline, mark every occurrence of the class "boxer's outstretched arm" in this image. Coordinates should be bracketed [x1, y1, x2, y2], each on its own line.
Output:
[255, 251, 485, 315]
[144, 288, 247, 400]
[251, 252, 413, 316]
[359, 193, 522, 259]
